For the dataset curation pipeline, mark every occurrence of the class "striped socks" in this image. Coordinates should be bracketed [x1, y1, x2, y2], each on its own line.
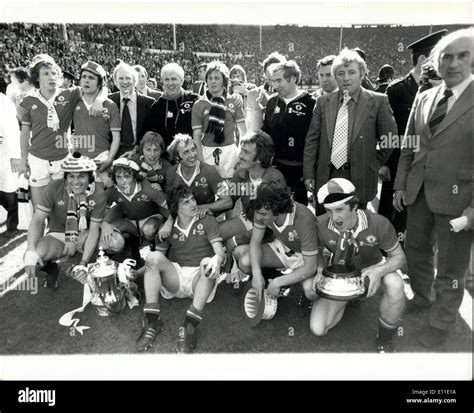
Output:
[144, 303, 161, 324]
[184, 305, 203, 329]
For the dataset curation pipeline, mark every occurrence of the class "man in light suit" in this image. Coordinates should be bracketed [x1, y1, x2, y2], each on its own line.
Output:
[303, 48, 397, 214]
[393, 28, 474, 347]
[109, 62, 154, 158]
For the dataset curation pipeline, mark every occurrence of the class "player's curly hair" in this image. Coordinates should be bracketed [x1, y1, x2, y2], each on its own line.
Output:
[253, 181, 293, 215]
[168, 185, 195, 219]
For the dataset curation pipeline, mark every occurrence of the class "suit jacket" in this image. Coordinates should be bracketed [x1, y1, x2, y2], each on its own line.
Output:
[303, 87, 396, 204]
[109, 91, 155, 145]
[394, 80, 473, 215]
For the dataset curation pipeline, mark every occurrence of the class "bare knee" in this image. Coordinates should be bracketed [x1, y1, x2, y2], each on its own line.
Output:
[302, 277, 317, 301]
[237, 251, 251, 273]
[383, 272, 405, 300]
[310, 315, 329, 336]
[145, 251, 166, 268]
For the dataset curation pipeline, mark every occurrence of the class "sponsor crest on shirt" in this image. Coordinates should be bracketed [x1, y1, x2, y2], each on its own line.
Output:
[274, 106, 281, 114]
[228, 103, 234, 109]
[31, 104, 38, 110]
[58, 96, 65, 102]
[76, 106, 81, 111]
[57, 200, 65, 206]
[88, 200, 96, 207]
[197, 223, 203, 230]
[173, 234, 179, 240]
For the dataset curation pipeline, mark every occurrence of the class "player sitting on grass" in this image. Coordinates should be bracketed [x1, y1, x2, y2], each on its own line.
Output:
[158, 133, 232, 240]
[23, 152, 107, 288]
[311, 178, 406, 353]
[100, 158, 169, 253]
[136, 186, 225, 353]
[238, 182, 319, 302]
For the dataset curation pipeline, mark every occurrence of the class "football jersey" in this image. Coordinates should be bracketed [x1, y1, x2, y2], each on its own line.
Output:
[165, 161, 225, 206]
[157, 215, 222, 267]
[229, 166, 286, 219]
[72, 98, 121, 158]
[254, 202, 318, 256]
[192, 94, 245, 147]
[131, 154, 172, 189]
[106, 179, 168, 220]
[20, 86, 82, 160]
[37, 179, 107, 233]
[316, 210, 399, 268]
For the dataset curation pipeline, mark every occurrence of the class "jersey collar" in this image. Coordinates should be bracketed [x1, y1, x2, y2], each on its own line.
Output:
[273, 203, 296, 233]
[176, 161, 201, 187]
[328, 209, 368, 239]
[174, 215, 199, 238]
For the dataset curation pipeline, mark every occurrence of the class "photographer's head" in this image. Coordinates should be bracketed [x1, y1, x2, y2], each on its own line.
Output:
[230, 65, 247, 84]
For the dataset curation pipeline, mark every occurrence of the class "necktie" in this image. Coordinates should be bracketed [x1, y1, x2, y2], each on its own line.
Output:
[429, 89, 453, 135]
[331, 93, 351, 169]
[121, 98, 134, 146]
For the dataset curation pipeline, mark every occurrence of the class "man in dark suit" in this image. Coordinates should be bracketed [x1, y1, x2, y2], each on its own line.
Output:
[303, 48, 397, 214]
[393, 28, 473, 347]
[109, 62, 154, 158]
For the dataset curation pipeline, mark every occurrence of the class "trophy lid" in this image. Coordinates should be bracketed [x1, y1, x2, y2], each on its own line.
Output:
[90, 247, 117, 277]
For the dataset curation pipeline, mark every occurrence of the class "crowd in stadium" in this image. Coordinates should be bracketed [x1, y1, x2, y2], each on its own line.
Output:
[1, 23, 466, 86]
[0, 22, 472, 355]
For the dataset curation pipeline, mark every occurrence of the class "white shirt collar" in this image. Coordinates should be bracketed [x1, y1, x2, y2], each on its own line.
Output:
[120, 90, 137, 103]
[176, 161, 201, 187]
[174, 215, 199, 238]
[441, 74, 473, 100]
[116, 181, 141, 202]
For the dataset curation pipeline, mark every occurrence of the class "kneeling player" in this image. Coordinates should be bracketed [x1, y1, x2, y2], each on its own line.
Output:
[311, 178, 406, 352]
[136, 186, 225, 353]
[100, 158, 169, 251]
[23, 152, 107, 288]
[238, 182, 319, 301]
